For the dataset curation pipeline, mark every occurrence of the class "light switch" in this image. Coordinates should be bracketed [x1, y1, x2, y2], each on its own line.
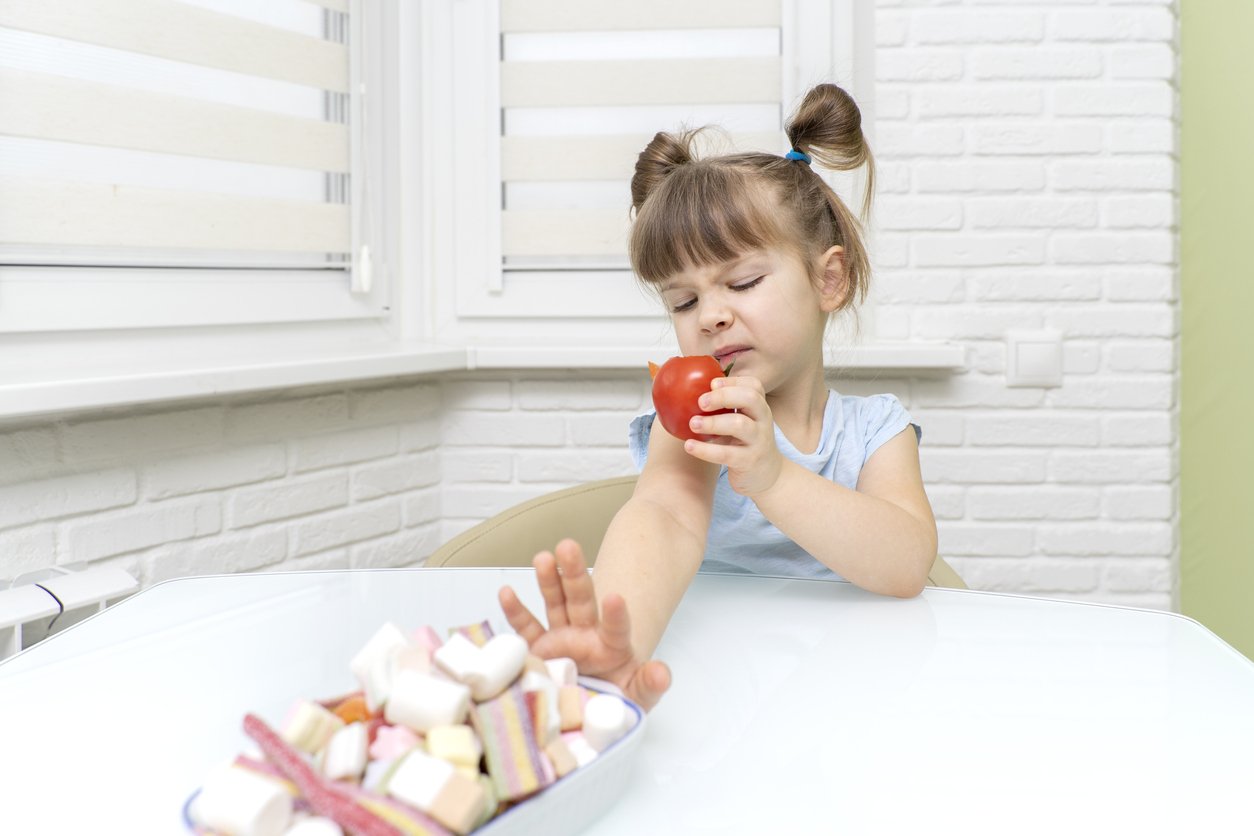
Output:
[1006, 329, 1063, 388]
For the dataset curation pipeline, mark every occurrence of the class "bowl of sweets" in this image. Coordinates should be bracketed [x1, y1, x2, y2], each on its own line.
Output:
[185, 618, 644, 836]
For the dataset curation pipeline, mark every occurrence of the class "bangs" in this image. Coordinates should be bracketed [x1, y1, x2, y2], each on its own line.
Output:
[629, 161, 786, 285]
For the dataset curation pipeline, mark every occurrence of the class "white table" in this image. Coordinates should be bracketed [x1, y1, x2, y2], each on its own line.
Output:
[1, 569, 1251, 835]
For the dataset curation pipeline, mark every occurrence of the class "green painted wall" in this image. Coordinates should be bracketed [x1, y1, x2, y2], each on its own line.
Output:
[1180, 2, 1254, 657]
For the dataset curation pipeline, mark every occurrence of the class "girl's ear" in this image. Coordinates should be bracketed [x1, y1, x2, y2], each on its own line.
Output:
[817, 245, 847, 313]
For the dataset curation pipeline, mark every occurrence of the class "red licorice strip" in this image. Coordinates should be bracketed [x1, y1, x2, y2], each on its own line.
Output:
[243, 713, 402, 836]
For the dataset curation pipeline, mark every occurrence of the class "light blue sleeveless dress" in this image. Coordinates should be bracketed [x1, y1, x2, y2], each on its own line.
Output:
[628, 391, 920, 580]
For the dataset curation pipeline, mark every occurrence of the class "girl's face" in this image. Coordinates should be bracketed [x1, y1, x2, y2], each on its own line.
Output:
[658, 245, 845, 395]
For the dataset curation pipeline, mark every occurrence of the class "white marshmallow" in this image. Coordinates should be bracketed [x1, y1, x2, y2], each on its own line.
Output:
[387, 750, 489, 836]
[194, 764, 292, 836]
[544, 657, 578, 686]
[432, 632, 481, 683]
[560, 732, 600, 768]
[320, 722, 368, 782]
[280, 701, 343, 755]
[284, 816, 344, 836]
[350, 622, 411, 711]
[361, 757, 394, 793]
[385, 669, 470, 733]
[581, 694, 633, 752]
[465, 633, 528, 701]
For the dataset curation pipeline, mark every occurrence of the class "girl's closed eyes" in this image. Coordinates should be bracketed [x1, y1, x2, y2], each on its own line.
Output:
[668, 274, 765, 313]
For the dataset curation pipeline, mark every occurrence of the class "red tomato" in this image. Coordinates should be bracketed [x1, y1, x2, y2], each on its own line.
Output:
[648, 355, 732, 442]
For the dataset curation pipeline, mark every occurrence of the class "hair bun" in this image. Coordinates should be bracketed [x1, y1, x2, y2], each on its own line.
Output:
[630, 130, 697, 213]
[785, 83, 874, 217]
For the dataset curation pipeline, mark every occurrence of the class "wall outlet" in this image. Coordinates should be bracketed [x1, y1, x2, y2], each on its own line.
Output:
[1006, 329, 1063, 388]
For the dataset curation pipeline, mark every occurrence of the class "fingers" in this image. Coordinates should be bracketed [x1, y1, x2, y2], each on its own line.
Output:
[555, 539, 599, 628]
[600, 593, 670, 712]
[688, 410, 754, 443]
[626, 660, 672, 713]
[701, 379, 765, 413]
[681, 436, 730, 465]
[597, 592, 633, 656]
[533, 550, 569, 631]
[498, 585, 546, 645]
[713, 374, 763, 390]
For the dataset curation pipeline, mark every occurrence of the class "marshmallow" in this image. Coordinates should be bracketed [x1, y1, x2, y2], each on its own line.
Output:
[432, 632, 481, 683]
[543, 737, 578, 779]
[471, 684, 553, 802]
[281, 701, 344, 755]
[368, 724, 420, 762]
[519, 671, 561, 744]
[386, 750, 488, 836]
[233, 755, 297, 794]
[465, 633, 528, 702]
[283, 816, 344, 836]
[581, 693, 633, 752]
[523, 654, 549, 677]
[385, 669, 470, 733]
[559, 731, 599, 768]
[523, 688, 556, 747]
[350, 622, 411, 711]
[360, 758, 394, 794]
[558, 685, 584, 732]
[435, 632, 529, 702]
[425, 724, 483, 771]
[544, 657, 578, 686]
[472, 775, 499, 830]
[320, 723, 368, 782]
[449, 619, 494, 647]
[193, 764, 292, 836]
[411, 625, 443, 654]
[392, 644, 431, 676]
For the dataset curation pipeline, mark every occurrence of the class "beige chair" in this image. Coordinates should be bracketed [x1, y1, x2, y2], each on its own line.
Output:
[427, 476, 967, 590]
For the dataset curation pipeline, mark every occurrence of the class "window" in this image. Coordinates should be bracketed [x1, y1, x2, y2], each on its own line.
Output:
[436, 0, 872, 347]
[0, 0, 388, 335]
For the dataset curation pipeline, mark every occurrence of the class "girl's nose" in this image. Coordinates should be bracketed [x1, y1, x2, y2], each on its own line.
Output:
[698, 301, 732, 332]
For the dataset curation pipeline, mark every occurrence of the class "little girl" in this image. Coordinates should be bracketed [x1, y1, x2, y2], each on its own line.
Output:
[499, 83, 937, 711]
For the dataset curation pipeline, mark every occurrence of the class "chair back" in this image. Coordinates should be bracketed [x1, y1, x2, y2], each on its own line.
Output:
[425, 475, 967, 590]
[426, 476, 637, 569]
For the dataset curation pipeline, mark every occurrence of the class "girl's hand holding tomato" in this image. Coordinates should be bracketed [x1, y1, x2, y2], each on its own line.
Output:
[649, 356, 783, 497]
[682, 374, 785, 499]
[647, 355, 733, 442]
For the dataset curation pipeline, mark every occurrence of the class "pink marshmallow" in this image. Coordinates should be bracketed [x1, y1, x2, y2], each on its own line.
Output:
[368, 724, 420, 762]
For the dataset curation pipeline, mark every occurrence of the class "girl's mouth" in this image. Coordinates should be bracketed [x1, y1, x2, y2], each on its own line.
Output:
[714, 347, 749, 365]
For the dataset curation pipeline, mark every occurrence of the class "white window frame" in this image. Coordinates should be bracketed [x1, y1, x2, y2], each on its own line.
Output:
[428, 0, 875, 348]
[0, 0, 431, 419]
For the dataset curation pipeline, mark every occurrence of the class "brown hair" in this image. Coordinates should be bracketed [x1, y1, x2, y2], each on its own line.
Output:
[628, 83, 874, 314]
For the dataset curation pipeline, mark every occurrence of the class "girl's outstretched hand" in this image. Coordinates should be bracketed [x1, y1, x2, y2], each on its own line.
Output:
[498, 538, 672, 712]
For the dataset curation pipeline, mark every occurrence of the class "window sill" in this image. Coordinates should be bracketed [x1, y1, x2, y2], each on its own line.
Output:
[470, 343, 966, 372]
[1, 342, 963, 421]
[0, 344, 469, 422]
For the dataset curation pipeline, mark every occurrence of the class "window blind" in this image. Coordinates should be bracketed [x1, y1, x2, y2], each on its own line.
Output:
[0, 0, 351, 269]
[498, 0, 786, 274]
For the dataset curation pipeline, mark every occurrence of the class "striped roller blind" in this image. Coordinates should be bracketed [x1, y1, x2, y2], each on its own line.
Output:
[0, 0, 351, 269]
[499, 0, 786, 272]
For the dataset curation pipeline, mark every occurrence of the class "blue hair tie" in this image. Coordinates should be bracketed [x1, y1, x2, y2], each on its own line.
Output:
[785, 149, 812, 165]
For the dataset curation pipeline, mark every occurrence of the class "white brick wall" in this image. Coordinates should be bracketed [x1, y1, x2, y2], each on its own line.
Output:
[0, 382, 444, 595]
[0, 1, 1179, 615]
[873, 0, 1177, 610]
